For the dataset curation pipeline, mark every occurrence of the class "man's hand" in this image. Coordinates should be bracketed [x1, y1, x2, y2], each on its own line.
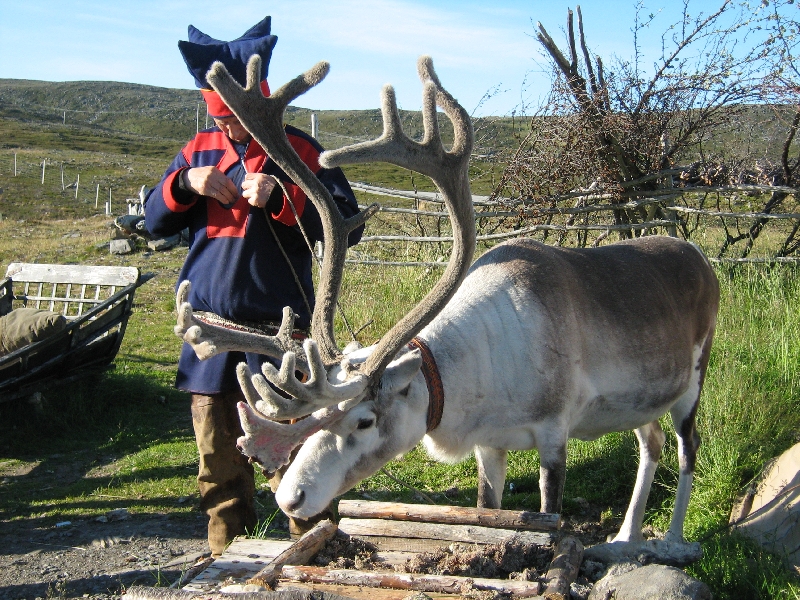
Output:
[181, 166, 239, 206]
[242, 173, 278, 209]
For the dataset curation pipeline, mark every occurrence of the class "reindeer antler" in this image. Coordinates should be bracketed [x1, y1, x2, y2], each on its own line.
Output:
[322, 56, 476, 383]
[207, 57, 378, 369]
[230, 56, 476, 422]
[174, 281, 308, 368]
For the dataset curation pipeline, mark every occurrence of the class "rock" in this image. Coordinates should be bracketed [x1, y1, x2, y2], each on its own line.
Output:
[114, 215, 145, 235]
[588, 564, 711, 600]
[147, 235, 181, 252]
[733, 441, 800, 568]
[583, 538, 702, 567]
[109, 238, 135, 255]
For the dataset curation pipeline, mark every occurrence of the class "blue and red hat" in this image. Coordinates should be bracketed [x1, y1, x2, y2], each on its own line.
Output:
[178, 16, 277, 118]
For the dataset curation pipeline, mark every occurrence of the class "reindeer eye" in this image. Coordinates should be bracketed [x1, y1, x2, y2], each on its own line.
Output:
[356, 418, 375, 430]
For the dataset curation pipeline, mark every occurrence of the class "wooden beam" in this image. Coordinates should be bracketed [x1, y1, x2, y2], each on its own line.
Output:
[338, 500, 561, 531]
[338, 518, 555, 547]
[282, 565, 544, 598]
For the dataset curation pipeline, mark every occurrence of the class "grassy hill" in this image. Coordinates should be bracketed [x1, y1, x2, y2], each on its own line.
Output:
[0, 78, 521, 222]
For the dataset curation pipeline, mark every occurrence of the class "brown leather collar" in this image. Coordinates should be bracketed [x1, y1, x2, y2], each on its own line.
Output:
[407, 337, 444, 432]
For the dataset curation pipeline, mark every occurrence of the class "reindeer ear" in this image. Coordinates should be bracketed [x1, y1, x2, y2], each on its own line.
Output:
[383, 349, 423, 395]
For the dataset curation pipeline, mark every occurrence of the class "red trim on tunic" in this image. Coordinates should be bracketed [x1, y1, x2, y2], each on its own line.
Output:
[271, 183, 307, 226]
[162, 169, 195, 212]
[206, 195, 250, 239]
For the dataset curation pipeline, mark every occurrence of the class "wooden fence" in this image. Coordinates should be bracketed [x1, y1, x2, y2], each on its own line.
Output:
[346, 178, 800, 267]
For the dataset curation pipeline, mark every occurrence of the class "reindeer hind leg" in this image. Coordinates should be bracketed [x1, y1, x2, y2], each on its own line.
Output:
[663, 336, 710, 543]
[613, 420, 666, 543]
[664, 388, 703, 543]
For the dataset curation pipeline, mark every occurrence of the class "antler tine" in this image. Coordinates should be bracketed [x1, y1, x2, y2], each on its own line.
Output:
[208, 56, 377, 368]
[322, 56, 476, 386]
[260, 339, 369, 407]
[174, 281, 308, 369]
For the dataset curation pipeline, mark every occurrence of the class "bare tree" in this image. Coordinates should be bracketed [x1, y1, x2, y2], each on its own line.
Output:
[494, 1, 769, 247]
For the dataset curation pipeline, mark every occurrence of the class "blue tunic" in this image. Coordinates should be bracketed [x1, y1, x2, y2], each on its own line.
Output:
[145, 124, 362, 394]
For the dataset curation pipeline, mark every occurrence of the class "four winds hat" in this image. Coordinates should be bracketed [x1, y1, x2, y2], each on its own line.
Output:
[178, 16, 277, 118]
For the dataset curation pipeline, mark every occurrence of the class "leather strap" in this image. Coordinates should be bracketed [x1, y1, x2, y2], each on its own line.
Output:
[407, 337, 444, 432]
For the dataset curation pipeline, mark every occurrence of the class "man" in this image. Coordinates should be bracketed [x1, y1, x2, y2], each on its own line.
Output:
[145, 16, 362, 558]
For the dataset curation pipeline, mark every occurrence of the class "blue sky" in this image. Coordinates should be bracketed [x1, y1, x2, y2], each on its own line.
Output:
[0, 0, 746, 116]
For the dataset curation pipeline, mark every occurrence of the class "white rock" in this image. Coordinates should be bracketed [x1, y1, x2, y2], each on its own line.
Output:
[734, 441, 800, 568]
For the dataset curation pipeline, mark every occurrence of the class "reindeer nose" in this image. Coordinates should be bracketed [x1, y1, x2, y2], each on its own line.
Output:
[284, 489, 306, 513]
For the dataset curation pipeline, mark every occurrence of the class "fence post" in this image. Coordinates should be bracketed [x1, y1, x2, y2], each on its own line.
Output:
[41, 159, 46, 185]
[96, 184, 100, 208]
[61, 163, 65, 191]
[75, 173, 80, 199]
[13, 153, 16, 177]
[108, 188, 112, 215]
[311, 112, 319, 139]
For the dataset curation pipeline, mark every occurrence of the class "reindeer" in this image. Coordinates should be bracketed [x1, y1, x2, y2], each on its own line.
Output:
[174, 54, 720, 554]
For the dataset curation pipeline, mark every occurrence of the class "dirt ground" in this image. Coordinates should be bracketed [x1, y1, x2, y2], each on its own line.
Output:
[0, 511, 211, 599]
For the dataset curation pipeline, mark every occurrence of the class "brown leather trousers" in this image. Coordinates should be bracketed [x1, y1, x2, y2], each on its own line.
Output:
[191, 391, 257, 557]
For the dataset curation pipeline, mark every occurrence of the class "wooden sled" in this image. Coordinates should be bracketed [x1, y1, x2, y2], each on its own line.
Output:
[0, 262, 153, 401]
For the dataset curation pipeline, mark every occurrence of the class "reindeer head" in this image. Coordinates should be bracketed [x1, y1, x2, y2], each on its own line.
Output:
[178, 55, 476, 516]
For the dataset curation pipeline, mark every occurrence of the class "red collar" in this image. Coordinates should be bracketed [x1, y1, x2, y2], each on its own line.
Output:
[407, 337, 444, 432]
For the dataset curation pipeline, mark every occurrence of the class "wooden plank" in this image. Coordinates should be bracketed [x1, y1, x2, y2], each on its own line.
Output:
[338, 500, 561, 531]
[338, 518, 555, 547]
[5, 263, 139, 287]
[282, 565, 544, 598]
[182, 537, 292, 593]
[276, 581, 444, 600]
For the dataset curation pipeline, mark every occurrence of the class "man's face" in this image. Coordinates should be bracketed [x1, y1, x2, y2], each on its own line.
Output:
[213, 116, 252, 144]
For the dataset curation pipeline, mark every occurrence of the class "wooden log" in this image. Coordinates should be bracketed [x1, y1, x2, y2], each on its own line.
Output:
[281, 565, 544, 598]
[123, 584, 355, 600]
[247, 519, 338, 588]
[338, 500, 561, 531]
[338, 518, 555, 547]
[542, 535, 583, 600]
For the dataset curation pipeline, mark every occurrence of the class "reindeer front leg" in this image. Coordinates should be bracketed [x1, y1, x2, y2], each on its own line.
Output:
[537, 434, 567, 514]
[475, 446, 508, 509]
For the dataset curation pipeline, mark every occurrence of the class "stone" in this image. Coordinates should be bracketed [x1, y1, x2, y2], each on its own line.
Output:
[583, 538, 703, 567]
[588, 564, 711, 600]
[109, 238, 134, 255]
[147, 235, 181, 252]
[734, 441, 800, 568]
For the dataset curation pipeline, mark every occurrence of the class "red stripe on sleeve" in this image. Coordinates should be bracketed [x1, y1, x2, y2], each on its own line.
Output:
[162, 169, 195, 212]
[272, 183, 307, 226]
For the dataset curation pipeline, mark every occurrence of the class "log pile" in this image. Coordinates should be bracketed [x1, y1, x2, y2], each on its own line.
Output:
[124, 500, 585, 599]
